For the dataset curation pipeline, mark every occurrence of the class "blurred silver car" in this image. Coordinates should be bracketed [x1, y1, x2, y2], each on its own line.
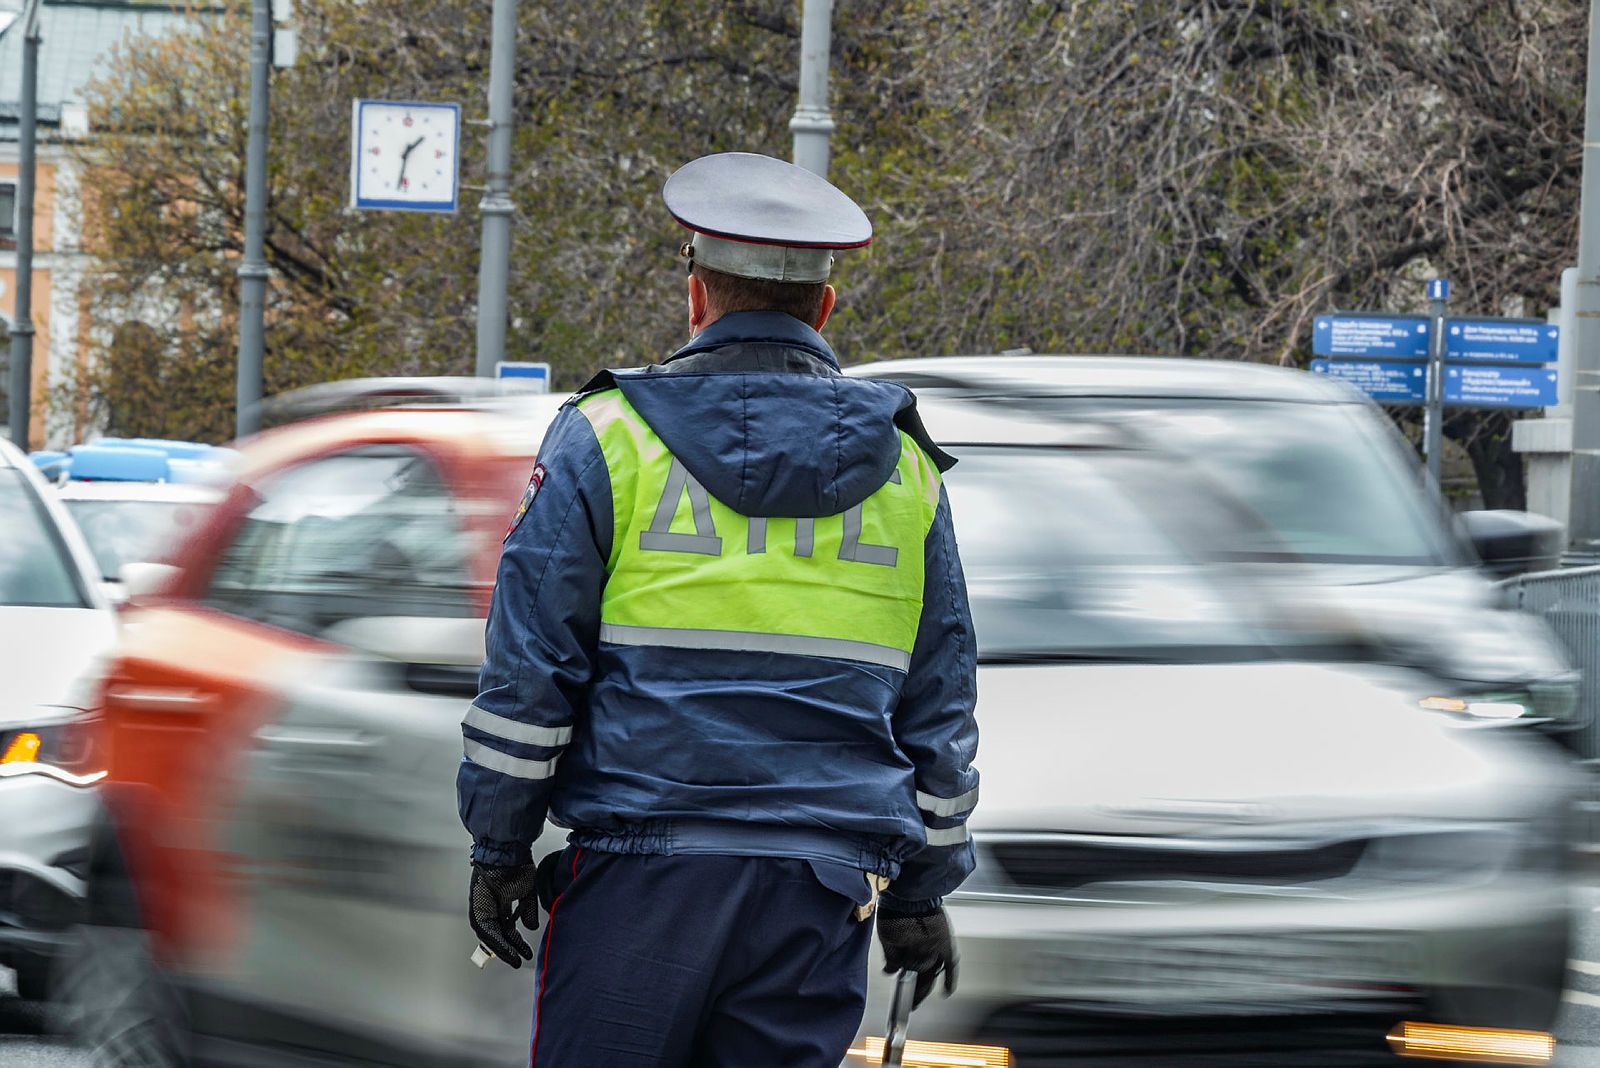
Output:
[846, 398, 1580, 1065]
[852, 356, 1582, 744]
[0, 438, 114, 1003]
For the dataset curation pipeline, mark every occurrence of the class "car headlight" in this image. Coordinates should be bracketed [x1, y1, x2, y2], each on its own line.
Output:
[1418, 676, 1581, 725]
[0, 711, 104, 786]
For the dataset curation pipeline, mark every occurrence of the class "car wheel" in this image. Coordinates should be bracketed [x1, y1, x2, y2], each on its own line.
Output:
[54, 921, 190, 1067]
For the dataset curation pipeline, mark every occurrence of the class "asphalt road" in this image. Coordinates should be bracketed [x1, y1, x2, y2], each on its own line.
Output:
[14, 889, 1600, 1066]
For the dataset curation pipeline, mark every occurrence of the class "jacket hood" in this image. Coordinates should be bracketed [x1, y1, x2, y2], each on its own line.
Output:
[609, 312, 923, 518]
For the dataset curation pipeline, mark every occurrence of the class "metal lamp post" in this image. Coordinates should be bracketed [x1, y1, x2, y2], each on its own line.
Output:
[790, 0, 835, 177]
[474, 0, 517, 378]
[5, 0, 42, 449]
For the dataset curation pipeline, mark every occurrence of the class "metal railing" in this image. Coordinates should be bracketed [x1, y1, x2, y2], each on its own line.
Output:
[1502, 565, 1600, 760]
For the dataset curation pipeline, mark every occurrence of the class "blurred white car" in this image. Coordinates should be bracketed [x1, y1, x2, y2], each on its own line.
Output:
[846, 399, 1580, 1066]
[0, 437, 115, 1002]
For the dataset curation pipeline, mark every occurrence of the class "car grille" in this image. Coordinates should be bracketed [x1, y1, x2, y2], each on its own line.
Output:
[990, 837, 1368, 891]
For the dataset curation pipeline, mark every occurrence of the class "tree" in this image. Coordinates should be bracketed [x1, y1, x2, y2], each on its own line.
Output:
[67, 0, 1585, 508]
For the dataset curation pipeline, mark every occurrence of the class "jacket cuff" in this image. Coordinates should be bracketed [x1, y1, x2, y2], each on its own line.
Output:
[471, 837, 533, 867]
[879, 894, 942, 917]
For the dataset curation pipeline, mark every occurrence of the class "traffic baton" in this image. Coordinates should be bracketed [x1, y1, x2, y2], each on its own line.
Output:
[883, 969, 917, 1067]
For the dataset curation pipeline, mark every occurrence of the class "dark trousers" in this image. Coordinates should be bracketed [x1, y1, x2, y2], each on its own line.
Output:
[528, 849, 873, 1067]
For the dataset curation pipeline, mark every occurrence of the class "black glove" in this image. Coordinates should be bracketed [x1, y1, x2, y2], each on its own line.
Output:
[876, 905, 959, 1009]
[469, 862, 541, 968]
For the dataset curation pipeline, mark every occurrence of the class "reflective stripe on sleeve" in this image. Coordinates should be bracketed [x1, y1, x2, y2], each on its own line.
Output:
[463, 737, 560, 780]
[923, 823, 971, 848]
[916, 784, 979, 818]
[599, 622, 911, 671]
[463, 704, 573, 748]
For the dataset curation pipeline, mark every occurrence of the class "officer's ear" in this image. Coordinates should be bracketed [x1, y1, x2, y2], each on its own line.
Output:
[814, 285, 836, 333]
[687, 273, 712, 336]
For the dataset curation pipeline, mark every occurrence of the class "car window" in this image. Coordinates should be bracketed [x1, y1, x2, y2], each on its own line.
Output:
[1006, 397, 1453, 565]
[0, 469, 88, 608]
[204, 447, 475, 636]
[63, 499, 211, 582]
[945, 447, 1288, 661]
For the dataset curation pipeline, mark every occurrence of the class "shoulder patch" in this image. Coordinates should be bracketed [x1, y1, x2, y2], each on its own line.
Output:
[504, 462, 548, 542]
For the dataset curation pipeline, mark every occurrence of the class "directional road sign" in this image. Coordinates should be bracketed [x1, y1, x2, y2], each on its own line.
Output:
[1444, 318, 1560, 365]
[1312, 315, 1431, 359]
[1310, 359, 1427, 404]
[1441, 365, 1559, 409]
[495, 361, 550, 393]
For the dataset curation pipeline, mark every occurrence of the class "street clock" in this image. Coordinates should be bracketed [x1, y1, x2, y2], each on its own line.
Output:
[349, 99, 461, 213]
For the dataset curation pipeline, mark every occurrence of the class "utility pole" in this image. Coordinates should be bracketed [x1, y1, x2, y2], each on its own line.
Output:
[7, 0, 41, 450]
[1424, 278, 1449, 502]
[1567, 0, 1600, 559]
[790, 0, 835, 177]
[235, 0, 271, 438]
[474, 0, 517, 378]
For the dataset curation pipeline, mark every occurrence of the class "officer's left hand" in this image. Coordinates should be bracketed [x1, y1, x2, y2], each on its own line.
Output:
[469, 862, 541, 968]
[876, 905, 958, 1008]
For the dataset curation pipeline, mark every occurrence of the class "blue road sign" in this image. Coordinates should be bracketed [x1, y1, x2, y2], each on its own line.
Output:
[1310, 359, 1427, 404]
[495, 361, 551, 393]
[1442, 365, 1559, 409]
[1312, 314, 1430, 359]
[1444, 318, 1559, 365]
[1427, 278, 1450, 302]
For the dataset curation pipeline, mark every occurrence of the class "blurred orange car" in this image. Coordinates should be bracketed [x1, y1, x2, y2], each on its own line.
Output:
[74, 382, 564, 1066]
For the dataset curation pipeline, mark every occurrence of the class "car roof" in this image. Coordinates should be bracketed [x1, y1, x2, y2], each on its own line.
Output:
[916, 396, 1136, 449]
[850, 354, 1366, 404]
[55, 480, 223, 504]
[236, 398, 565, 482]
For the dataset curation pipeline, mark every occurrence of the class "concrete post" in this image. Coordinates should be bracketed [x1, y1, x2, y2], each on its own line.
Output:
[7, 0, 41, 450]
[235, 0, 271, 438]
[790, 0, 835, 177]
[474, 0, 517, 378]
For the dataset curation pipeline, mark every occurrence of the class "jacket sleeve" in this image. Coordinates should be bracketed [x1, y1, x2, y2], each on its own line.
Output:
[457, 404, 613, 867]
[883, 484, 979, 912]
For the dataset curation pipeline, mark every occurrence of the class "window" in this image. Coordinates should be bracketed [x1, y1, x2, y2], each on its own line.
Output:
[0, 469, 88, 608]
[204, 446, 475, 637]
[0, 182, 14, 244]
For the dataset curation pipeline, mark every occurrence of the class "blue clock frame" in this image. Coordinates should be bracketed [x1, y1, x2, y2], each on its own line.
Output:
[350, 99, 461, 214]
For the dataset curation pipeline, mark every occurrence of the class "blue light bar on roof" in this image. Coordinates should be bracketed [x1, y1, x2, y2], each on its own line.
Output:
[66, 444, 170, 482]
[92, 437, 214, 460]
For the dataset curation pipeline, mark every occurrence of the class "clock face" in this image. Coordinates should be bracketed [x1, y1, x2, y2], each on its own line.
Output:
[350, 100, 461, 213]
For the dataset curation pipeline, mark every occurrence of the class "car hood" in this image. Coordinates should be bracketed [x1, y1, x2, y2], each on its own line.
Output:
[0, 607, 116, 721]
[968, 660, 1561, 836]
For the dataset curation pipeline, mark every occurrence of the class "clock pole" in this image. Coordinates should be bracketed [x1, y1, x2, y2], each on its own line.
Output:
[474, 0, 517, 378]
[235, 0, 271, 437]
[7, 0, 41, 449]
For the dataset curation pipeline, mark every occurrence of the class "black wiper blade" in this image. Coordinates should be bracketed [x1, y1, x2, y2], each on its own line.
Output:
[978, 650, 1161, 665]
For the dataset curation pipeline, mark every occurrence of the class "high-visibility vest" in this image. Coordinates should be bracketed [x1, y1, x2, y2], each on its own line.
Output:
[577, 388, 943, 671]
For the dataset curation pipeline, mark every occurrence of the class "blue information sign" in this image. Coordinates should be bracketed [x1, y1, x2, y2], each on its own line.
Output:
[1310, 359, 1427, 404]
[1427, 278, 1450, 302]
[1444, 318, 1560, 365]
[1441, 365, 1559, 409]
[495, 361, 550, 393]
[1312, 315, 1430, 359]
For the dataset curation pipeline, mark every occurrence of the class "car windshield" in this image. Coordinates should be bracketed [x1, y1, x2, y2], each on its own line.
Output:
[1004, 397, 1452, 565]
[945, 446, 1319, 662]
[63, 498, 212, 582]
[0, 469, 88, 608]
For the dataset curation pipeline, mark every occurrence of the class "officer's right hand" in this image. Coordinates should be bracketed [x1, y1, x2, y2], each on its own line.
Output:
[876, 905, 958, 1008]
[469, 862, 541, 968]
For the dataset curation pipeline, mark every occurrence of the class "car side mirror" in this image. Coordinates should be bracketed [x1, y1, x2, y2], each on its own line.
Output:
[119, 561, 179, 601]
[1458, 510, 1564, 578]
[97, 580, 129, 608]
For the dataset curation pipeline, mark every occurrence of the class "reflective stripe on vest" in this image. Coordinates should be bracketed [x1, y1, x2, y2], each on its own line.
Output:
[578, 389, 941, 668]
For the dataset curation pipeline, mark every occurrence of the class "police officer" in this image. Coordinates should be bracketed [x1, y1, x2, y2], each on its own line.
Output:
[458, 152, 979, 1066]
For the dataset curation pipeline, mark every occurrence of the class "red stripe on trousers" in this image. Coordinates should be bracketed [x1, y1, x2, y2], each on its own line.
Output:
[530, 847, 582, 1068]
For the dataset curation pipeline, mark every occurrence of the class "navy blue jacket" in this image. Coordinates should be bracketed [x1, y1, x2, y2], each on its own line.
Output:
[457, 312, 979, 910]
